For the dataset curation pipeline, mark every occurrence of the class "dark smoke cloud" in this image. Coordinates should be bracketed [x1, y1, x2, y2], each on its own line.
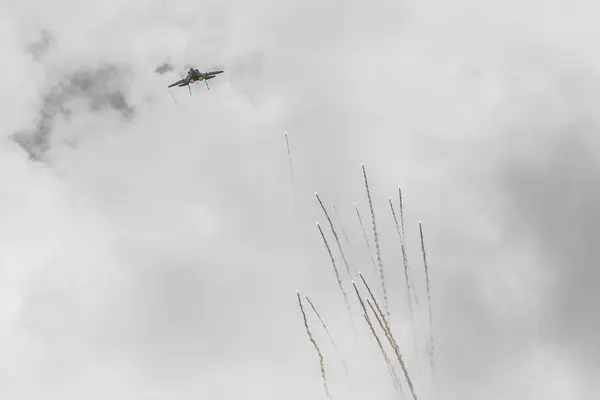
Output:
[12, 64, 135, 160]
[155, 62, 174, 75]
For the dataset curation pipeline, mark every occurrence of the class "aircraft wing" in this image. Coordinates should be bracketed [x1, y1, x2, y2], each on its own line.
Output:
[168, 78, 187, 88]
[205, 70, 224, 76]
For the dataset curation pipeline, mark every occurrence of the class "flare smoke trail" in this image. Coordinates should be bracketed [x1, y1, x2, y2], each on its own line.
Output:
[365, 298, 405, 396]
[315, 192, 352, 278]
[305, 296, 350, 379]
[168, 88, 177, 104]
[361, 163, 389, 318]
[297, 291, 333, 400]
[367, 297, 417, 400]
[316, 222, 355, 334]
[354, 203, 377, 274]
[362, 314, 403, 394]
[284, 132, 296, 204]
[359, 273, 418, 400]
[366, 298, 393, 352]
[332, 204, 349, 244]
[357, 272, 391, 340]
[351, 281, 402, 393]
[388, 198, 419, 356]
[419, 221, 435, 385]
[399, 188, 420, 309]
[398, 187, 406, 240]
[389, 198, 416, 317]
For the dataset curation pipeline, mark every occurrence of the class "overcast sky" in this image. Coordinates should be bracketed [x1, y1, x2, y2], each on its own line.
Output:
[1, 0, 600, 399]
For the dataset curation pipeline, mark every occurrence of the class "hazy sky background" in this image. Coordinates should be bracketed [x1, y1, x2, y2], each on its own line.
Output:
[1, 0, 600, 399]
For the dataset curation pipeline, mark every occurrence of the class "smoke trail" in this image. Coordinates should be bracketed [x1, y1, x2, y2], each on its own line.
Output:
[389, 198, 416, 316]
[354, 202, 377, 274]
[305, 295, 350, 379]
[370, 300, 418, 400]
[363, 313, 404, 395]
[315, 192, 352, 278]
[419, 221, 435, 384]
[364, 299, 407, 398]
[316, 222, 354, 332]
[351, 281, 403, 393]
[297, 291, 333, 400]
[359, 274, 418, 400]
[357, 272, 391, 339]
[168, 88, 177, 104]
[361, 162, 389, 318]
[332, 204, 349, 244]
[398, 187, 406, 241]
[399, 188, 421, 310]
[284, 132, 296, 204]
[388, 198, 419, 356]
[365, 298, 393, 349]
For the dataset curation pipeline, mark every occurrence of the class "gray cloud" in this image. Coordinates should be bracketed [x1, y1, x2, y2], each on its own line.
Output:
[154, 62, 173, 75]
[419, 57, 600, 397]
[3, 0, 600, 399]
[12, 64, 135, 160]
[499, 111, 600, 372]
[25, 28, 56, 60]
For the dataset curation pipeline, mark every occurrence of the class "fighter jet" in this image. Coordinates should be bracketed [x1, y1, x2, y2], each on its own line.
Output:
[168, 67, 224, 95]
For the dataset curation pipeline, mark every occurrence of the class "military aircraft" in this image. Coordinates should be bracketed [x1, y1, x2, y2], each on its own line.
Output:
[168, 67, 224, 95]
